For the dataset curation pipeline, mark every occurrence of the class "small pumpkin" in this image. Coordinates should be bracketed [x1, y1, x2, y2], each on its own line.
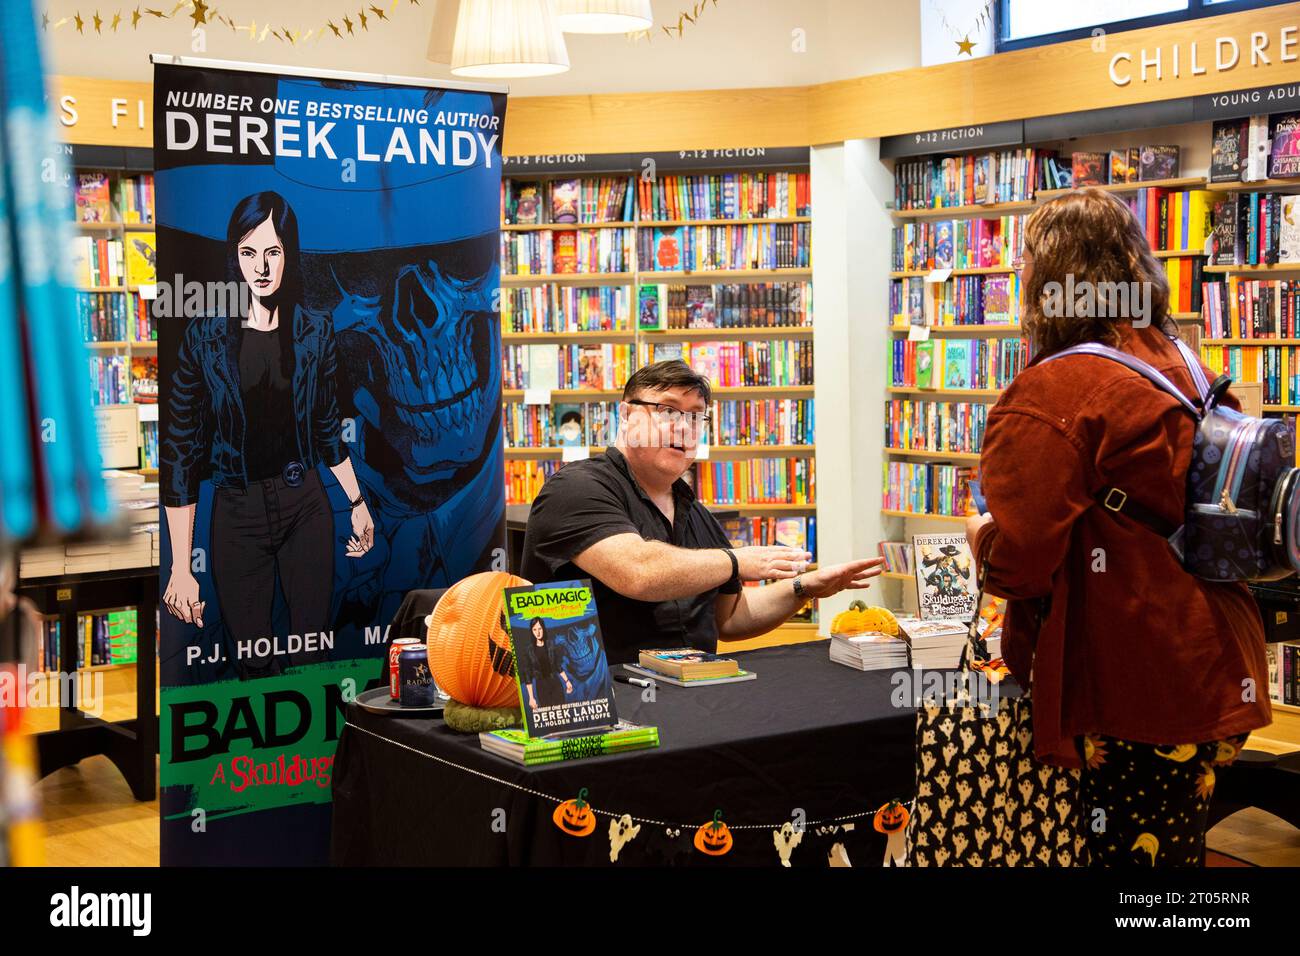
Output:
[873, 799, 910, 834]
[831, 601, 899, 637]
[693, 810, 734, 856]
[553, 788, 597, 837]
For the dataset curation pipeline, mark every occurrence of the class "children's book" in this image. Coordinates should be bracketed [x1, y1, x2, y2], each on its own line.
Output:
[1280, 195, 1300, 265]
[125, 232, 157, 286]
[915, 339, 935, 389]
[637, 284, 664, 330]
[912, 532, 977, 621]
[550, 178, 580, 223]
[504, 579, 617, 738]
[1210, 119, 1248, 183]
[554, 402, 585, 446]
[941, 339, 971, 389]
[479, 721, 658, 766]
[1071, 152, 1106, 187]
[1270, 113, 1300, 180]
[511, 181, 542, 224]
[654, 227, 683, 271]
[1138, 145, 1179, 181]
[75, 172, 112, 223]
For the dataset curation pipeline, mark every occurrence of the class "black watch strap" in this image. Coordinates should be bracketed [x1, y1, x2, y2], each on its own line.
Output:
[722, 548, 739, 586]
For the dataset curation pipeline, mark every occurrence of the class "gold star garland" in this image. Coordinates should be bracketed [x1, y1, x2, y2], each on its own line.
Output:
[628, 0, 718, 44]
[41, 0, 418, 44]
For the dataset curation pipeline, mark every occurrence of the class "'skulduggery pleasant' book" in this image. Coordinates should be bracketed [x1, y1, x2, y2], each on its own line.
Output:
[637, 648, 739, 680]
[622, 662, 757, 687]
[479, 720, 659, 766]
[896, 617, 969, 670]
[503, 579, 618, 738]
[913, 532, 977, 621]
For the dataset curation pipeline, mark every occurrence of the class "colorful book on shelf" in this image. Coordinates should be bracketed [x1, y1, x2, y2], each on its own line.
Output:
[1269, 113, 1300, 180]
[1138, 145, 1179, 181]
[504, 579, 617, 738]
[915, 340, 935, 389]
[941, 339, 972, 389]
[653, 227, 683, 271]
[637, 284, 664, 330]
[1071, 152, 1106, 187]
[511, 181, 542, 224]
[130, 356, 157, 403]
[552, 230, 578, 274]
[1211, 119, 1249, 183]
[1281, 196, 1300, 265]
[479, 720, 658, 766]
[124, 232, 156, 286]
[550, 178, 580, 223]
[913, 532, 977, 622]
[75, 172, 112, 223]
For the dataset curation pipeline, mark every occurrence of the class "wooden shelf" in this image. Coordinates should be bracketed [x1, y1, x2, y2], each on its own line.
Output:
[1204, 264, 1300, 274]
[502, 329, 637, 343]
[889, 266, 1017, 278]
[74, 221, 121, 231]
[501, 272, 635, 286]
[707, 502, 816, 514]
[887, 386, 1002, 400]
[881, 571, 913, 581]
[505, 444, 815, 459]
[884, 447, 981, 462]
[642, 326, 814, 341]
[1153, 248, 1207, 258]
[1205, 179, 1300, 192]
[1037, 177, 1207, 200]
[503, 388, 621, 401]
[646, 269, 812, 282]
[85, 340, 129, 349]
[77, 285, 129, 293]
[1170, 312, 1200, 321]
[1203, 339, 1300, 345]
[638, 216, 812, 227]
[891, 199, 1035, 221]
[1264, 405, 1300, 412]
[881, 509, 968, 523]
[130, 340, 158, 350]
[889, 324, 1021, 336]
[713, 385, 814, 398]
[502, 221, 633, 231]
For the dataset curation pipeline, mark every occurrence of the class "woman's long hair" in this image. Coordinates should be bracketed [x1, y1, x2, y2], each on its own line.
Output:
[1020, 187, 1176, 357]
[529, 617, 548, 645]
[226, 191, 302, 378]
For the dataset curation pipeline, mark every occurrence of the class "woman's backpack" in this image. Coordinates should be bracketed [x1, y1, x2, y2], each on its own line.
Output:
[1039, 336, 1299, 582]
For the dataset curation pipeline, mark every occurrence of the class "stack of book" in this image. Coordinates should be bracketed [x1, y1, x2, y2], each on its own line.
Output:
[829, 631, 908, 671]
[479, 720, 659, 766]
[18, 546, 65, 578]
[625, 648, 755, 686]
[898, 618, 969, 669]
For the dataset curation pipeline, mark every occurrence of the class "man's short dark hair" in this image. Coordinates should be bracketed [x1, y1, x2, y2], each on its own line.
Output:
[622, 359, 712, 405]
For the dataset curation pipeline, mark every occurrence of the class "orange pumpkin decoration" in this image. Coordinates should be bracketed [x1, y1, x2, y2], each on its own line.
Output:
[693, 810, 733, 856]
[873, 799, 910, 834]
[427, 571, 528, 709]
[552, 788, 597, 837]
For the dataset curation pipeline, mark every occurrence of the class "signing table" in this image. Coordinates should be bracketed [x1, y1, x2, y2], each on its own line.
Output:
[331, 642, 929, 867]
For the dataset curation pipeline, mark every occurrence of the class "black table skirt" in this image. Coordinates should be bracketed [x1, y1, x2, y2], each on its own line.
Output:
[331, 643, 932, 866]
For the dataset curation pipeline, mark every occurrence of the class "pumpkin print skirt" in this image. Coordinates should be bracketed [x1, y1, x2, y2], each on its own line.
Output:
[1076, 732, 1250, 867]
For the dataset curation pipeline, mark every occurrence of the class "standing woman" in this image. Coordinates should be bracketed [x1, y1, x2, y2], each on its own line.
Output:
[966, 188, 1270, 867]
[523, 617, 572, 712]
[161, 191, 375, 676]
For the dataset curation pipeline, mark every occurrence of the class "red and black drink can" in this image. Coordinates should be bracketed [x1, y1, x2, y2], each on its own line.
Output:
[389, 638, 420, 699]
[398, 645, 435, 707]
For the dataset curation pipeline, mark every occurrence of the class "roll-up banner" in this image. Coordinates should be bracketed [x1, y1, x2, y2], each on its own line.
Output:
[152, 56, 508, 865]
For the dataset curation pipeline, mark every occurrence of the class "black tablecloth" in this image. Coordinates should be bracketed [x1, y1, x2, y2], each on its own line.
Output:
[331, 643, 937, 866]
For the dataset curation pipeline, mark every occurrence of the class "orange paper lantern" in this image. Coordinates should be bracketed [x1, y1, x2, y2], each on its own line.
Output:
[427, 571, 528, 709]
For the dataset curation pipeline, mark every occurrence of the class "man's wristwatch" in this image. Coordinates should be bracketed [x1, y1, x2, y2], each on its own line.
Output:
[792, 575, 807, 600]
[722, 548, 740, 587]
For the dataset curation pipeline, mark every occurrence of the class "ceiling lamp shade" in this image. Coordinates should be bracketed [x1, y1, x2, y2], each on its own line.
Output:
[451, 0, 571, 79]
[553, 0, 654, 34]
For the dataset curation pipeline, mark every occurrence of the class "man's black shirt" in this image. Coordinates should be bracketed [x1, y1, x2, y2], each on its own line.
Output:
[520, 447, 740, 664]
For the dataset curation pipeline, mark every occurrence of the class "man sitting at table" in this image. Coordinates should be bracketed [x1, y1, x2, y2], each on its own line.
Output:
[520, 360, 884, 664]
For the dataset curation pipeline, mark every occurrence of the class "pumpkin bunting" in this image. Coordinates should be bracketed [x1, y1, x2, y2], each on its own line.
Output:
[693, 809, 734, 856]
[553, 788, 597, 837]
[874, 799, 910, 867]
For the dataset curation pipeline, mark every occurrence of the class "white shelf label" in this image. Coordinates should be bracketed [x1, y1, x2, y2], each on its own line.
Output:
[925, 268, 952, 284]
[137, 284, 158, 300]
[694, 441, 710, 460]
[561, 445, 590, 462]
[137, 404, 160, 422]
[523, 387, 552, 406]
[908, 325, 931, 342]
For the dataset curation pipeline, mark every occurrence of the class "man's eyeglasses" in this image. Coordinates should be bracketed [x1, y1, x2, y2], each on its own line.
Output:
[626, 399, 712, 431]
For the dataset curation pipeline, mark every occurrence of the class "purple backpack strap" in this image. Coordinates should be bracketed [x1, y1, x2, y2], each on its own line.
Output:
[1038, 342, 1202, 417]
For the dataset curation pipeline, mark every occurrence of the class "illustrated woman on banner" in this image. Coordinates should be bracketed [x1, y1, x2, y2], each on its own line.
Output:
[161, 191, 375, 677]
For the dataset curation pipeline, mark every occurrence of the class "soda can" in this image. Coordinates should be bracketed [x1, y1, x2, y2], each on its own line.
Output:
[398, 645, 435, 708]
[389, 638, 420, 699]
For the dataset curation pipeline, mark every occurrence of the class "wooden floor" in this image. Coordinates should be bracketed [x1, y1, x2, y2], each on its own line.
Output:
[25, 647, 1300, 868]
